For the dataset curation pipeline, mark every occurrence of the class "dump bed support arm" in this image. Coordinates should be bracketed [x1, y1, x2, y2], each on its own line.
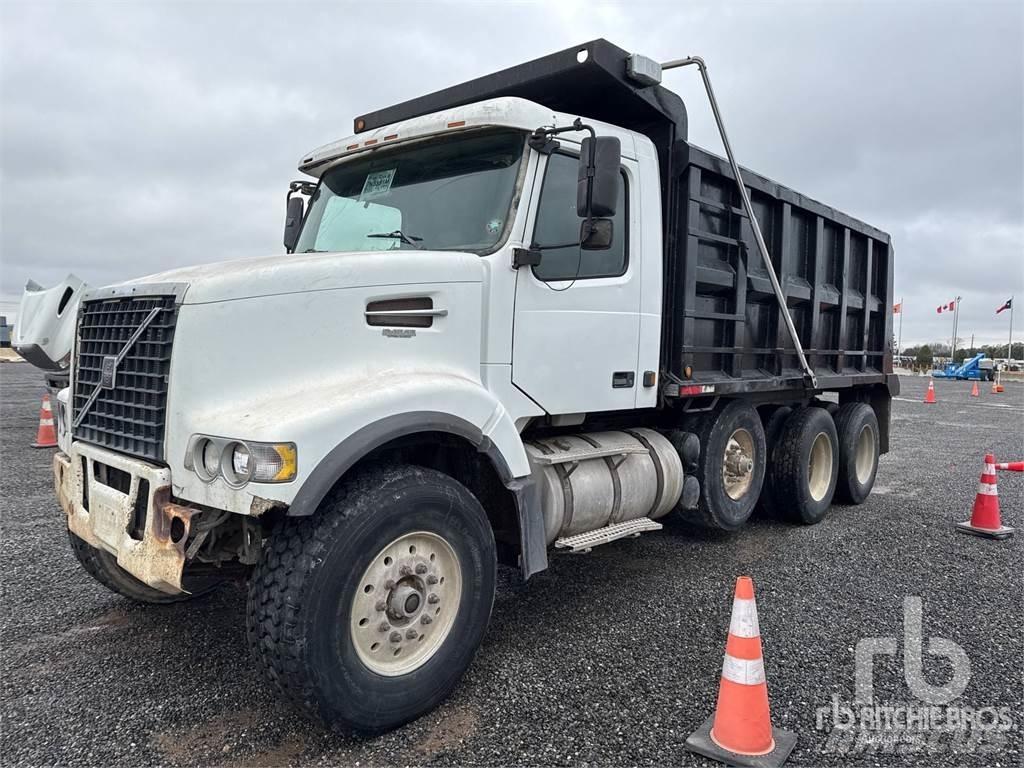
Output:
[661, 56, 818, 388]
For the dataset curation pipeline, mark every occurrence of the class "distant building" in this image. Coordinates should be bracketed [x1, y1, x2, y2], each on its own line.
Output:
[0, 316, 10, 348]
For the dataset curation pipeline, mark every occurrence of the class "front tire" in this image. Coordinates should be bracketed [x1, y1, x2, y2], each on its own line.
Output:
[769, 407, 840, 525]
[246, 465, 496, 734]
[67, 529, 220, 604]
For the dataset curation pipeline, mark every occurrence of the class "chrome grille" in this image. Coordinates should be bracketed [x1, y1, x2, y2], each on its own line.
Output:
[73, 294, 177, 462]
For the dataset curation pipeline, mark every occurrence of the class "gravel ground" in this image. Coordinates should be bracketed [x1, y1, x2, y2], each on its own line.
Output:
[2, 362, 1021, 767]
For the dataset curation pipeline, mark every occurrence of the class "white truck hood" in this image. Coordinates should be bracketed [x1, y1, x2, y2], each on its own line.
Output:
[114, 249, 484, 304]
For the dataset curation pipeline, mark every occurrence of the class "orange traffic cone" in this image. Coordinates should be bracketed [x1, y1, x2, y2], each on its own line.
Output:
[31, 393, 58, 449]
[924, 380, 937, 403]
[995, 383, 1004, 393]
[970, 382, 979, 397]
[991, 379, 999, 394]
[995, 461, 1024, 472]
[685, 577, 796, 767]
[956, 454, 1013, 539]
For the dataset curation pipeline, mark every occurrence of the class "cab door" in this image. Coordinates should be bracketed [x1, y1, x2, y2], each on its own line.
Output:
[512, 147, 643, 414]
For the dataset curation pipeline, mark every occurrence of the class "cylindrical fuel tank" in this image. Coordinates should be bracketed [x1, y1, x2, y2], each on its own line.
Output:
[525, 428, 684, 545]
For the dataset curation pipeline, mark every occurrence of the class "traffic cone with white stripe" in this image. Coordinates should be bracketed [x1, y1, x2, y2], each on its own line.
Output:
[995, 461, 1024, 472]
[956, 454, 1013, 539]
[685, 577, 796, 767]
[924, 380, 937, 403]
[31, 393, 58, 449]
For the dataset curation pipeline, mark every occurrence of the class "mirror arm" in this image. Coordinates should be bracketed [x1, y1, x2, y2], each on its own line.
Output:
[530, 118, 599, 233]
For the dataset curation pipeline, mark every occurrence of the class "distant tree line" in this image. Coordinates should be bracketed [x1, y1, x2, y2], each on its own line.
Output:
[900, 342, 1023, 367]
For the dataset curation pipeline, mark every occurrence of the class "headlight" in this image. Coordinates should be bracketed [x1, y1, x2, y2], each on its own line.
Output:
[187, 436, 297, 486]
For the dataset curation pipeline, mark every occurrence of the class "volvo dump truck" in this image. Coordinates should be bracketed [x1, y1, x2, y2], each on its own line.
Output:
[51, 40, 898, 732]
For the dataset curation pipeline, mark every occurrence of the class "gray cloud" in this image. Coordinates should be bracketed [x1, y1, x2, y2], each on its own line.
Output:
[2, 0, 1021, 346]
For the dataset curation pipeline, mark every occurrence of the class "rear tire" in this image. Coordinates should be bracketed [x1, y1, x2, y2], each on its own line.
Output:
[246, 465, 496, 734]
[833, 402, 879, 504]
[769, 407, 839, 525]
[676, 400, 766, 530]
[67, 529, 220, 604]
[756, 406, 792, 519]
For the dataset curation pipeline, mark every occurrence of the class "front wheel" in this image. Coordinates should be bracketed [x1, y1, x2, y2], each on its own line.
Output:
[67, 529, 222, 604]
[246, 465, 496, 733]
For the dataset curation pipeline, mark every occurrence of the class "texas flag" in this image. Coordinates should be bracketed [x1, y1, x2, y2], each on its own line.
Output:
[996, 298, 1013, 314]
[937, 301, 955, 313]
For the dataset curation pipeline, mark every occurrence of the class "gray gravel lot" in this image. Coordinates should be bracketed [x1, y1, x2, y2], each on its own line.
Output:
[2, 362, 1021, 767]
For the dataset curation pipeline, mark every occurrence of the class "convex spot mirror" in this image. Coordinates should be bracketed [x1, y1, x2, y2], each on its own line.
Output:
[580, 218, 613, 250]
[577, 136, 620, 218]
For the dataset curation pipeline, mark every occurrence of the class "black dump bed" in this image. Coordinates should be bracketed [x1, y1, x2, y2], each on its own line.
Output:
[356, 39, 896, 397]
[666, 144, 894, 396]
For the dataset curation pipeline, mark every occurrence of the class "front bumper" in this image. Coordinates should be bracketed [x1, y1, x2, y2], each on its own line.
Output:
[54, 442, 202, 594]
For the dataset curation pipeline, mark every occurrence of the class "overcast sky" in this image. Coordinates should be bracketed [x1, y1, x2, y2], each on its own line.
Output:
[1, 0, 1021, 347]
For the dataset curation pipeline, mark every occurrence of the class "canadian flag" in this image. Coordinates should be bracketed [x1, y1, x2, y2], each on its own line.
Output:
[937, 301, 955, 313]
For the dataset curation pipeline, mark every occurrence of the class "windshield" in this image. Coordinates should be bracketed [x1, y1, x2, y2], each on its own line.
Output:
[296, 130, 526, 254]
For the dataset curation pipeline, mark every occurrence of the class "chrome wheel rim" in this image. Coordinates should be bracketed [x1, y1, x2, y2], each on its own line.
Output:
[808, 432, 834, 502]
[854, 424, 875, 484]
[722, 428, 756, 500]
[350, 531, 461, 676]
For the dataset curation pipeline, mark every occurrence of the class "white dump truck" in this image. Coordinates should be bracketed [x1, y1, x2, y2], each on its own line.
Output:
[50, 40, 897, 732]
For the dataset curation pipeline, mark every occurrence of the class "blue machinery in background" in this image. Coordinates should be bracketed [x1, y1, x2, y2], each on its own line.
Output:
[932, 353, 993, 381]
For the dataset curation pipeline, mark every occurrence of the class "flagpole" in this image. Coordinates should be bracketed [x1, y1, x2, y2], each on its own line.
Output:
[1010, 296, 1015, 363]
[951, 297, 960, 362]
[897, 297, 903, 356]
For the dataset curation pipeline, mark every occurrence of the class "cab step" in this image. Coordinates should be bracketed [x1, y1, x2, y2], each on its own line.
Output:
[554, 518, 662, 554]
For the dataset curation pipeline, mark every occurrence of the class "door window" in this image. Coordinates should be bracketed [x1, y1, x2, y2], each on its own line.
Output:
[532, 152, 628, 281]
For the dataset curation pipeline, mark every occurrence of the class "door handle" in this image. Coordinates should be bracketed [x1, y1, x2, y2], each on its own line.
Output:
[612, 371, 635, 388]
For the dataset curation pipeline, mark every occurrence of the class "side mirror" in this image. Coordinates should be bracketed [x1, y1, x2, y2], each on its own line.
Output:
[283, 194, 305, 253]
[577, 136, 620, 218]
[580, 218, 613, 250]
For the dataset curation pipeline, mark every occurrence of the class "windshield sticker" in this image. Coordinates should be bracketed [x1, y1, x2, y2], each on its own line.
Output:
[360, 169, 396, 200]
[486, 218, 502, 235]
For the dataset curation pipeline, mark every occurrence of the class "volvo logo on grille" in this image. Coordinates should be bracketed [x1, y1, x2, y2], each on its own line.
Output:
[100, 355, 118, 389]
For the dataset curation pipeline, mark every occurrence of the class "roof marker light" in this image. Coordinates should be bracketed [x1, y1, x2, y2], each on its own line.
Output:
[354, 118, 366, 132]
[346, 143, 359, 150]
[384, 134, 398, 141]
[447, 120, 466, 128]
[364, 139, 378, 146]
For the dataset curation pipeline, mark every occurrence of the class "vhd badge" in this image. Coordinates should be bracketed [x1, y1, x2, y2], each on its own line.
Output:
[100, 355, 118, 389]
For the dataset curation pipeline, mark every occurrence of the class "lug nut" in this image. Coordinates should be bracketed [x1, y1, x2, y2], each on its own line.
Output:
[426, 574, 439, 585]
[378, 622, 390, 633]
[375, 600, 386, 612]
[389, 631, 402, 644]
[385, 579, 396, 590]
[399, 565, 412, 576]
[420, 614, 432, 625]
[415, 563, 428, 574]
[406, 628, 418, 640]
[427, 593, 440, 605]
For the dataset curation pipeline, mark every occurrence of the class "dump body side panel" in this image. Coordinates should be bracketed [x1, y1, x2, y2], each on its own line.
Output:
[665, 143, 894, 393]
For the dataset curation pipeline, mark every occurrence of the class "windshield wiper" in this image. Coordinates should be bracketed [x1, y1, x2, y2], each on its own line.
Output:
[366, 230, 424, 249]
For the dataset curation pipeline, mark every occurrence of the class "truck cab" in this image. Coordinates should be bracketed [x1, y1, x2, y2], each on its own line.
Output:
[51, 39, 896, 734]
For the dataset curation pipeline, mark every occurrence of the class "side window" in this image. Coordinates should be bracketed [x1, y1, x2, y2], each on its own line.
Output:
[532, 152, 628, 281]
